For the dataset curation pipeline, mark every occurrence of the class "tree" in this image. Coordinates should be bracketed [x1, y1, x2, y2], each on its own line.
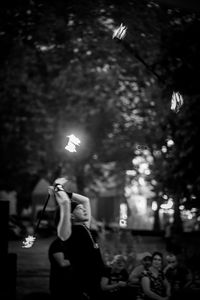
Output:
[1, 0, 199, 223]
[0, 0, 163, 198]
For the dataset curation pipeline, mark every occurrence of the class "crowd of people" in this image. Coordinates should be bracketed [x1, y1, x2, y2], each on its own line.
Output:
[48, 177, 200, 300]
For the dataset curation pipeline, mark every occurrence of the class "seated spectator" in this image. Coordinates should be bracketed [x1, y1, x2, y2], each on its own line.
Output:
[189, 269, 200, 300]
[138, 251, 171, 300]
[163, 253, 192, 300]
[190, 269, 200, 290]
[129, 252, 152, 285]
[100, 254, 129, 300]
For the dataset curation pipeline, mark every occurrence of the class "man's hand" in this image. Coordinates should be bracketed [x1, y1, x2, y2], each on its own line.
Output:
[117, 281, 127, 288]
[53, 177, 73, 195]
[51, 178, 71, 205]
[48, 186, 54, 196]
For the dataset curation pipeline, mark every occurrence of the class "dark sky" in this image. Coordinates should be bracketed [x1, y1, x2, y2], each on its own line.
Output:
[155, 0, 200, 11]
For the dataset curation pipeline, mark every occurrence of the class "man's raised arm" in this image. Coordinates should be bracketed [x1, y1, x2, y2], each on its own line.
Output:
[52, 178, 72, 241]
[71, 193, 91, 228]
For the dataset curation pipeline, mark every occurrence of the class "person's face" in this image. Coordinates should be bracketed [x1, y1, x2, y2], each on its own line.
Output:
[143, 257, 152, 269]
[113, 258, 126, 272]
[72, 204, 89, 222]
[152, 255, 162, 270]
[167, 256, 177, 269]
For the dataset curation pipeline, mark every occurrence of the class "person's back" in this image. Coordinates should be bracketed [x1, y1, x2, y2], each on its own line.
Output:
[129, 264, 145, 284]
[129, 252, 152, 286]
[67, 223, 105, 296]
[48, 237, 73, 299]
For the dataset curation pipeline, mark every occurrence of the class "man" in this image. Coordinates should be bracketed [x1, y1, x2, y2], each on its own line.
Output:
[163, 253, 192, 300]
[128, 252, 152, 300]
[129, 252, 152, 285]
[51, 177, 105, 300]
[48, 237, 73, 299]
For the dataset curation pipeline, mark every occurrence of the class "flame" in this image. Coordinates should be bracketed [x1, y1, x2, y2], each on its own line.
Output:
[171, 91, 184, 113]
[112, 23, 127, 40]
[67, 134, 81, 146]
[65, 134, 81, 152]
[65, 141, 77, 152]
[22, 235, 36, 248]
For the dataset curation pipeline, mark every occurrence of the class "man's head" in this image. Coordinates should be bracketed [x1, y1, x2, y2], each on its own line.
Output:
[111, 255, 126, 272]
[71, 200, 79, 213]
[166, 254, 178, 269]
[71, 202, 89, 223]
[140, 252, 152, 269]
[54, 201, 89, 227]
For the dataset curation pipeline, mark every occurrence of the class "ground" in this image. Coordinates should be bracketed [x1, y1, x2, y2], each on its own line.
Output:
[9, 235, 55, 300]
[7, 230, 168, 300]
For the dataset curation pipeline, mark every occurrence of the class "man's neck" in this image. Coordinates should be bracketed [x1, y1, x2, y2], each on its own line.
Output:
[73, 221, 89, 227]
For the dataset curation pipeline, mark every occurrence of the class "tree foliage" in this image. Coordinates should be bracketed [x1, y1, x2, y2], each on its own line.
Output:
[0, 0, 200, 213]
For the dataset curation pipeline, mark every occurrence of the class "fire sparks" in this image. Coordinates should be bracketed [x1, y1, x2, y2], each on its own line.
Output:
[22, 235, 36, 248]
[65, 134, 81, 152]
[171, 91, 184, 113]
[112, 23, 127, 40]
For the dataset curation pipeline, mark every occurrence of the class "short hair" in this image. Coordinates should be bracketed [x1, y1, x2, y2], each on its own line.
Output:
[111, 254, 126, 265]
[152, 251, 163, 261]
[166, 253, 177, 262]
[71, 200, 79, 213]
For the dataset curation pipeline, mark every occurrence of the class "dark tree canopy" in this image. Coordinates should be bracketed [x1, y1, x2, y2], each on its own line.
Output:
[0, 0, 200, 213]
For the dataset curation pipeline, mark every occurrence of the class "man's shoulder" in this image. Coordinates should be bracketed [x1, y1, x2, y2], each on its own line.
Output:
[177, 265, 190, 275]
[49, 237, 62, 247]
[131, 264, 144, 273]
[48, 237, 64, 254]
[136, 264, 144, 271]
[129, 265, 144, 280]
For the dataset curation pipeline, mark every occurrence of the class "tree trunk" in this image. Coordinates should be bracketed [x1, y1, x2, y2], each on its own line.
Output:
[75, 165, 85, 194]
[173, 197, 183, 234]
[153, 201, 161, 231]
[167, 197, 183, 254]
